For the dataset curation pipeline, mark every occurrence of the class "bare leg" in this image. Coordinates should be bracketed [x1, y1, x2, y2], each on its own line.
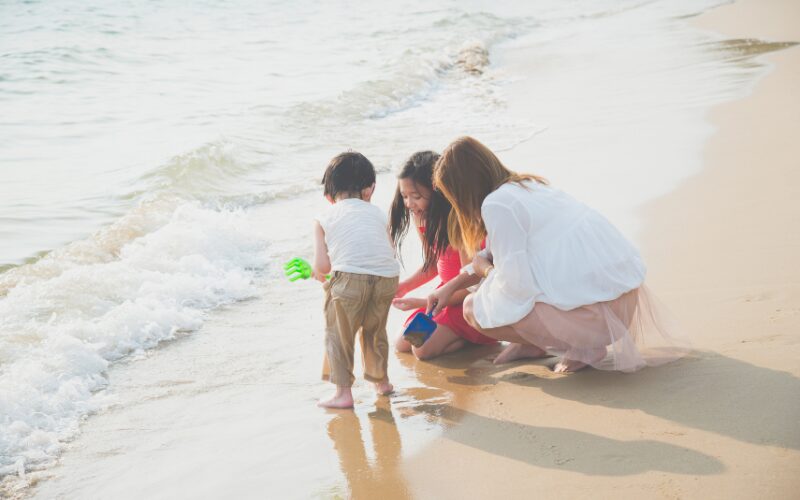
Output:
[318, 386, 355, 409]
[395, 334, 412, 353]
[462, 294, 549, 365]
[411, 324, 467, 360]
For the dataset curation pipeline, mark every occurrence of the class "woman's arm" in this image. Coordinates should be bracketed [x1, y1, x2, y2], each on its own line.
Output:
[426, 271, 482, 316]
[470, 201, 539, 328]
[312, 221, 331, 282]
[441, 249, 476, 307]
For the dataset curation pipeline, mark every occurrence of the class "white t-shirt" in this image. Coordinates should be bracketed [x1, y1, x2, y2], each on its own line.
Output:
[316, 198, 400, 278]
[471, 181, 646, 328]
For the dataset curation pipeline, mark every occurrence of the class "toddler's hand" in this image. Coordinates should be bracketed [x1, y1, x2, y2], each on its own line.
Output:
[311, 269, 327, 283]
[392, 297, 425, 311]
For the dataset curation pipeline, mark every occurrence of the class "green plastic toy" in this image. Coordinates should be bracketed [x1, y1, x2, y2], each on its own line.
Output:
[284, 257, 330, 282]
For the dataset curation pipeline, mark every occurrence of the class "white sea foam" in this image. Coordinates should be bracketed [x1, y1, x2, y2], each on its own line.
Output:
[0, 203, 266, 477]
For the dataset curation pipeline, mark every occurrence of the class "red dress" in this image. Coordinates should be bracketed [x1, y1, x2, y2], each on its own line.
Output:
[403, 229, 497, 345]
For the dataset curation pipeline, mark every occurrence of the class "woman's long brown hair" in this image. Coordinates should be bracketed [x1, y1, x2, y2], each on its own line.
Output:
[433, 136, 546, 256]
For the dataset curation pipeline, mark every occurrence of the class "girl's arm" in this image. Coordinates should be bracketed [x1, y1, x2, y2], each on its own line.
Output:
[396, 265, 438, 298]
[312, 221, 331, 282]
[395, 221, 437, 297]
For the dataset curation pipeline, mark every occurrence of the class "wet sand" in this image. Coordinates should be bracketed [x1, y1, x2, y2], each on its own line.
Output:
[25, 0, 800, 499]
[401, 0, 800, 498]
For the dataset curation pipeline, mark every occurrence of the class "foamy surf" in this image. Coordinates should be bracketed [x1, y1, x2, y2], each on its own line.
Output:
[0, 202, 266, 481]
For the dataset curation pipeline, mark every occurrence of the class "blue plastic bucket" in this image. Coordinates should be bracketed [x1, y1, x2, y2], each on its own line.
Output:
[402, 312, 437, 347]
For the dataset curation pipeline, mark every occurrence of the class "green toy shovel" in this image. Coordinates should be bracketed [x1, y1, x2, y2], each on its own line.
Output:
[284, 257, 330, 282]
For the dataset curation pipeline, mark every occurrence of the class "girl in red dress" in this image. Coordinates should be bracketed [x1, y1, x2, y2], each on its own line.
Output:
[389, 151, 497, 360]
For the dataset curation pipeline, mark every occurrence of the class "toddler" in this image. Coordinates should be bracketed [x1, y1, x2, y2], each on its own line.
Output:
[312, 151, 400, 409]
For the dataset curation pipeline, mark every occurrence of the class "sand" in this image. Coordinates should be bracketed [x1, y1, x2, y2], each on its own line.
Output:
[25, 0, 800, 498]
[399, 0, 800, 498]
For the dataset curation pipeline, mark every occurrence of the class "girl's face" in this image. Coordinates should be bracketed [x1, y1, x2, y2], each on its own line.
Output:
[398, 177, 432, 220]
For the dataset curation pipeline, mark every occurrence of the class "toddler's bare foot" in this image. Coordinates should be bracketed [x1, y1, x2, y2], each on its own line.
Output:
[374, 380, 394, 396]
[493, 343, 548, 365]
[318, 388, 354, 409]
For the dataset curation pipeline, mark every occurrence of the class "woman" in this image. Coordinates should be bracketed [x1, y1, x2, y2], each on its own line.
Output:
[389, 151, 497, 360]
[425, 137, 687, 372]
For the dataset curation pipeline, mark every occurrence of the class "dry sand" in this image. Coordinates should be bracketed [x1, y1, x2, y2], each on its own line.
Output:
[399, 0, 800, 498]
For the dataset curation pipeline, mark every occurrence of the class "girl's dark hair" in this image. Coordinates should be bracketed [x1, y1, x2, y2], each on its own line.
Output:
[322, 151, 376, 199]
[389, 151, 451, 271]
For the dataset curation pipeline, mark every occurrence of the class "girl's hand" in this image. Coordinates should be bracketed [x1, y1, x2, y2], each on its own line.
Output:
[394, 282, 410, 299]
[426, 285, 454, 316]
[472, 253, 493, 279]
[391, 297, 426, 311]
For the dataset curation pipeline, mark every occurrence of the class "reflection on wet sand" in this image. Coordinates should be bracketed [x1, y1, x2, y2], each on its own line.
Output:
[325, 344, 507, 498]
[327, 399, 410, 499]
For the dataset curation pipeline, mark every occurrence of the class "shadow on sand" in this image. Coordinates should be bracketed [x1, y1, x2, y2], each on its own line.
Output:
[412, 403, 725, 476]
[397, 345, 799, 468]
[492, 352, 800, 451]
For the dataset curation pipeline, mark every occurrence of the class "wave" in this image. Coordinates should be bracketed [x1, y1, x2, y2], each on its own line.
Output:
[0, 203, 266, 485]
[131, 141, 262, 199]
[288, 12, 527, 128]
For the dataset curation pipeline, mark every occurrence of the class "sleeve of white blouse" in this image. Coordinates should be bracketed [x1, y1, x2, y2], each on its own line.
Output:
[471, 201, 540, 329]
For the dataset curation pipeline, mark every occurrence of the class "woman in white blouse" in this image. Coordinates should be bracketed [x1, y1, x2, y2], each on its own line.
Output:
[425, 136, 687, 372]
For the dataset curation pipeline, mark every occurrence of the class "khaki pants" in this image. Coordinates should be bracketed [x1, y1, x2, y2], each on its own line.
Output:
[322, 272, 399, 386]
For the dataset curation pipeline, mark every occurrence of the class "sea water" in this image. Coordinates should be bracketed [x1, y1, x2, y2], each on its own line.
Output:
[0, 0, 779, 494]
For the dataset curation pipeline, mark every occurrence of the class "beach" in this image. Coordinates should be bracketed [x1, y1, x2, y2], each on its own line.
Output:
[3, 0, 799, 498]
[405, 0, 800, 498]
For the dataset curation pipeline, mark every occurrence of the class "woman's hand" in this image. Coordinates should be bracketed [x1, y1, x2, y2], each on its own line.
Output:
[472, 252, 493, 279]
[426, 284, 454, 316]
[391, 297, 426, 311]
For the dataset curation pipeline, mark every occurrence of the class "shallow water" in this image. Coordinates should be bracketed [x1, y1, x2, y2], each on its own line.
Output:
[0, 0, 788, 495]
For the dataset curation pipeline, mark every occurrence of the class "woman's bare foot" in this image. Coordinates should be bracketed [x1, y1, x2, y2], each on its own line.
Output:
[554, 348, 607, 373]
[493, 343, 548, 365]
[553, 359, 588, 373]
[374, 380, 394, 396]
[318, 387, 354, 409]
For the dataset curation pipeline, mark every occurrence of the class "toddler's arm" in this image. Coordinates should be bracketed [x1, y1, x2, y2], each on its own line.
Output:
[312, 221, 331, 282]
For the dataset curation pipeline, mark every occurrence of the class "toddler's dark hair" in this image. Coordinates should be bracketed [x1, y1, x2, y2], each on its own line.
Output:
[322, 151, 376, 199]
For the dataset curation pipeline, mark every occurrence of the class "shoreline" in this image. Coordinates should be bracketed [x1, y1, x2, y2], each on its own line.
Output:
[403, 0, 800, 498]
[18, 1, 800, 498]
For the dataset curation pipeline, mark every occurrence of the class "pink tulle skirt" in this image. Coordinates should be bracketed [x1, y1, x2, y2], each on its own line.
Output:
[510, 285, 689, 372]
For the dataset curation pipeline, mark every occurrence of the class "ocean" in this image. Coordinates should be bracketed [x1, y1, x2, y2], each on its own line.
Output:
[0, 0, 780, 496]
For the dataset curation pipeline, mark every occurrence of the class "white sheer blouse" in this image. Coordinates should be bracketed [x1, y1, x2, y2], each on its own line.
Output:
[471, 181, 646, 329]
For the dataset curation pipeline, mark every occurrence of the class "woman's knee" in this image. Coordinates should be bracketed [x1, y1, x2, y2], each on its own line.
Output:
[462, 294, 481, 330]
